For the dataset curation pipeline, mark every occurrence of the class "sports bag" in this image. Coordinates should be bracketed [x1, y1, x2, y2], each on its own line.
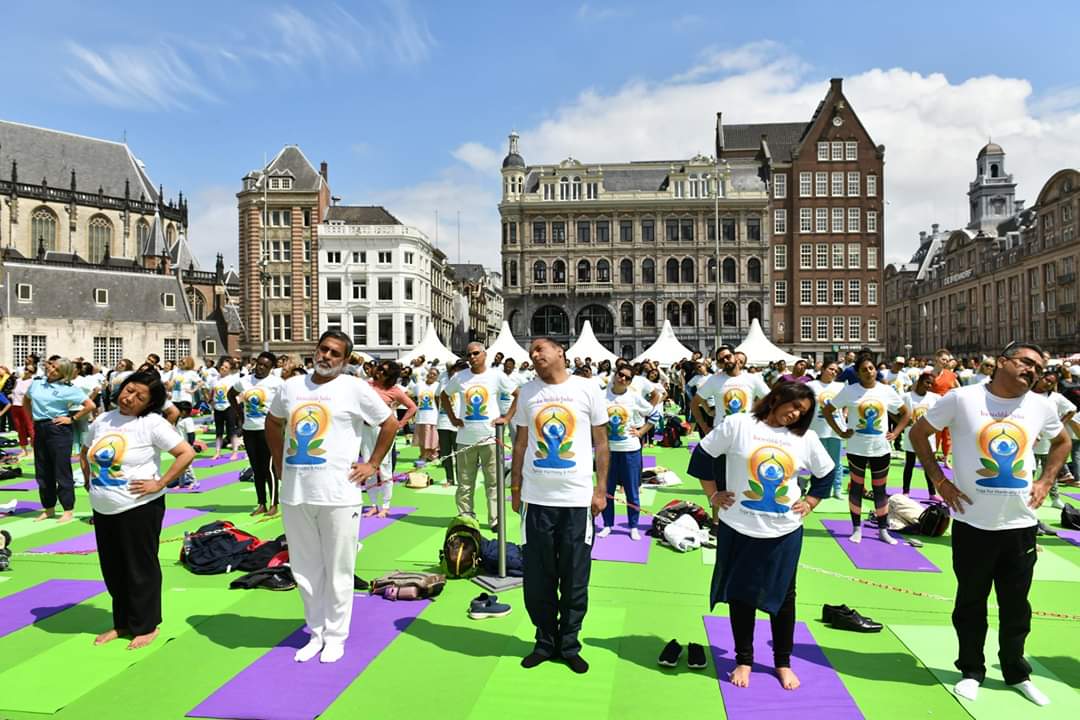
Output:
[180, 520, 265, 574]
[370, 571, 446, 600]
[479, 537, 524, 577]
[1062, 503, 1080, 530]
[650, 499, 712, 537]
[916, 503, 950, 537]
[440, 514, 483, 578]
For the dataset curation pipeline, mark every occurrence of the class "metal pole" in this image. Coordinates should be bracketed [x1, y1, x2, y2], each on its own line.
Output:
[495, 425, 507, 578]
[714, 164, 721, 351]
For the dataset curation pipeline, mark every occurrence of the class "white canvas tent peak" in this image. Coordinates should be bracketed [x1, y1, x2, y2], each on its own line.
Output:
[486, 321, 530, 364]
[633, 320, 695, 366]
[735, 318, 802, 366]
[566, 321, 618, 364]
[399, 324, 458, 365]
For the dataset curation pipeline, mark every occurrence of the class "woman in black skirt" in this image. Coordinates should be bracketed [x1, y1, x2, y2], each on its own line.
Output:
[690, 381, 834, 690]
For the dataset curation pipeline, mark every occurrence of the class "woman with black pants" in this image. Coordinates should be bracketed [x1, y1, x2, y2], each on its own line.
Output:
[26, 357, 95, 523]
[209, 358, 241, 460]
[81, 370, 194, 649]
[691, 382, 834, 690]
[229, 352, 284, 516]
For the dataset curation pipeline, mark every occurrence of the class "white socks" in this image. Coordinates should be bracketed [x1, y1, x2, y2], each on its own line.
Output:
[294, 638, 323, 663]
[320, 643, 345, 664]
[954, 678, 979, 701]
[849, 527, 862, 544]
[1009, 680, 1050, 706]
[879, 528, 898, 545]
[596, 527, 611, 538]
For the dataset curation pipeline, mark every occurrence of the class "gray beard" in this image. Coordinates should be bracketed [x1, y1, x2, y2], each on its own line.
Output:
[313, 363, 342, 378]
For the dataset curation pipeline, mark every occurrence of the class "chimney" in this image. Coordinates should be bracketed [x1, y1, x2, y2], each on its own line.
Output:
[830, 77, 843, 92]
[320, 162, 328, 182]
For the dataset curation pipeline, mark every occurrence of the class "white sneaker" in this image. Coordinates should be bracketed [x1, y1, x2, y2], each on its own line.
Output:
[630, 529, 641, 541]
[1009, 679, 1050, 706]
[1050, 497, 1064, 509]
[849, 527, 862, 544]
[596, 527, 612, 538]
[954, 678, 979, 701]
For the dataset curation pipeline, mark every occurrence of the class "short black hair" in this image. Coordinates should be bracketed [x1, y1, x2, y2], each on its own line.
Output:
[117, 370, 166, 417]
[317, 329, 354, 357]
[257, 351, 277, 365]
[751, 381, 816, 436]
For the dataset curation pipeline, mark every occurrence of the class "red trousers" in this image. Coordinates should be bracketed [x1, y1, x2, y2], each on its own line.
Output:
[12, 404, 34, 447]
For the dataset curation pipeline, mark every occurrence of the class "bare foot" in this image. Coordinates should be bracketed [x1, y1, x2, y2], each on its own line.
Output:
[363, 507, 378, 518]
[34, 511, 55, 522]
[377, 508, 390, 519]
[265, 505, 278, 517]
[776, 666, 800, 690]
[94, 629, 123, 645]
[251, 505, 267, 516]
[127, 628, 159, 650]
[730, 664, 752, 688]
[230, 453, 239, 461]
[58, 511, 74, 523]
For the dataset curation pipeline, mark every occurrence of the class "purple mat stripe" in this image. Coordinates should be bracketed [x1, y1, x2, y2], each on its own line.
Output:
[1065, 491, 1080, 502]
[821, 519, 940, 572]
[0, 579, 107, 639]
[1057, 529, 1080, 549]
[357, 506, 417, 541]
[27, 507, 208, 554]
[643, 455, 657, 469]
[703, 616, 864, 719]
[187, 594, 429, 720]
[1, 499, 43, 516]
[169, 471, 242, 494]
[0, 479, 36, 491]
[592, 514, 653, 564]
[191, 453, 247, 469]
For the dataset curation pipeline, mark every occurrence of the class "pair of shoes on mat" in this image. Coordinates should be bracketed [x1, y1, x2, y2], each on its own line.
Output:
[596, 527, 643, 540]
[821, 604, 882, 632]
[657, 639, 707, 669]
[469, 593, 511, 619]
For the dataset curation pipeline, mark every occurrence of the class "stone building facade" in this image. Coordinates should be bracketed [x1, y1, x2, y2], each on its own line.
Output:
[430, 248, 457, 347]
[448, 264, 502, 348]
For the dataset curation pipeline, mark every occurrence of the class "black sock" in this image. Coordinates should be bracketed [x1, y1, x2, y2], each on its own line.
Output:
[850, 512, 862, 530]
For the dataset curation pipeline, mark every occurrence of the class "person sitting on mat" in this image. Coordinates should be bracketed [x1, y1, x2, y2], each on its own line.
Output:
[822, 353, 910, 544]
[909, 341, 1069, 707]
[691, 381, 834, 690]
[81, 370, 195, 649]
[599, 366, 658, 540]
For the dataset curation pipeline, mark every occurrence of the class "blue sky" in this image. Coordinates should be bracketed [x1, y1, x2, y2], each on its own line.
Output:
[4, 0, 1079, 269]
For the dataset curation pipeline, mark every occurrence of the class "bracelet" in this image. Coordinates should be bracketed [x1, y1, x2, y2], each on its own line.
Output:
[709, 491, 720, 503]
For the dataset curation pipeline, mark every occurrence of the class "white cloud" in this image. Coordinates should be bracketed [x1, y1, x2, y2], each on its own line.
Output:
[187, 185, 239, 269]
[66, 42, 217, 111]
[576, 4, 627, 21]
[452, 142, 502, 173]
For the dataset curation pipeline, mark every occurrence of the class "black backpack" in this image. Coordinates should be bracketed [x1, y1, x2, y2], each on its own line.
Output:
[650, 499, 712, 537]
[1062, 503, 1080, 531]
[180, 521, 264, 574]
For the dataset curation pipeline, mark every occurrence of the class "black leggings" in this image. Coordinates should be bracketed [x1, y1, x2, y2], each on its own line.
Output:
[438, 428, 456, 484]
[729, 575, 797, 668]
[902, 451, 937, 495]
[243, 429, 275, 506]
[213, 407, 238, 442]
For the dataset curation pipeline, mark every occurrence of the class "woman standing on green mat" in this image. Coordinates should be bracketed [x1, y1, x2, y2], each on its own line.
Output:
[692, 381, 834, 690]
[81, 370, 195, 650]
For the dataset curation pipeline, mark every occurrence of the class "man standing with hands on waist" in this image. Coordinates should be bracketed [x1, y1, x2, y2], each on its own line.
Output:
[511, 337, 609, 674]
[910, 341, 1070, 707]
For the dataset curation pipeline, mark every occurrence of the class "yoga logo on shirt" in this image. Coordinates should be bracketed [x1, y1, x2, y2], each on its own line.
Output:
[723, 387, 750, 415]
[88, 432, 127, 487]
[243, 387, 268, 418]
[855, 399, 885, 435]
[976, 419, 1029, 489]
[418, 391, 435, 411]
[286, 402, 330, 465]
[214, 386, 228, 407]
[171, 378, 182, 396]
[912, 404, 929, 423]
[743, 445, 796, 513]
[463, 386, 490, 421]
[817, 391, 837, 419]
[533, 403, 575, 469]
[607, 405, 630, 441]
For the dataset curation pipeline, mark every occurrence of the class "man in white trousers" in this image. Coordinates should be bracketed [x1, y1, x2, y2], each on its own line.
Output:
[267, 330, 397, 664]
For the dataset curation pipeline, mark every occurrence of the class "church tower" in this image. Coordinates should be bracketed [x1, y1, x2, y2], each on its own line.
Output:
[967, 142, 1016, 233]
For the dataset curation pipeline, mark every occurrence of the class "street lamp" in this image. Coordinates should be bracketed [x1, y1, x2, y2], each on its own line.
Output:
[259, 254, 270, 352]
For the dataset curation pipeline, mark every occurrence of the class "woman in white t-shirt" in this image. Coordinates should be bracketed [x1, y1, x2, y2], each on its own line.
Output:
[599, 368, 659, 540]
[209, 359, 241, 461]
[410, 367, 442, 462]
[900, 371, 942, 496]
[824, 353, 910, 544]
[1031, 370, 1076, 509]
[693, 381, 834, 691]
[230, 352, 285, 516]
[806, 361, 846, 499]
[80, 369, 195, 651]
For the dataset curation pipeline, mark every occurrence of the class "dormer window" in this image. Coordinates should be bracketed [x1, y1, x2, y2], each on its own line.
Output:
[94, 288, 108, 306]
[162, 292, 176, 309]
[16, 283, 31, 302]
[269, 178, 279, 190]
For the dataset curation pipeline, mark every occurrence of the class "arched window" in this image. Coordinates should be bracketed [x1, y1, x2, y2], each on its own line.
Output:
[30, 206, 57, 252]
[680, 258, 695, 283]
[620, 301, 634, 327]
[88, 214, 113, 262]
[166, 224, 177, 247]
[619, 258, 633, 284]
[621, 344, 634, 359]
[532, 305, 569, 336]
[665, 258, 679, 283]
[748, 301, 762, 324]
[136, 219, 151, 251]
[747, 257, 762, 284]
[722, 257, 736, 283]
[681, 301, 695, 327]
[577, 259, 592, 282]
[533, 260, 547, 284]
[723, 301, 737, 327]
[596, 258, 611, 283]
[990, 163, 999, 178]
[643, 301, 656, 327]
[707, 257, 717, 282]
[187, 288, 206, 320]
[642, 258, 656, 284]
[666, 301, 680, 327]
[572, 176, 582, 200]
[707, 301, 716, 327]
[559, 176, 570, 200]
[552, 259, 566, 283]
[577, 304, 613, 335]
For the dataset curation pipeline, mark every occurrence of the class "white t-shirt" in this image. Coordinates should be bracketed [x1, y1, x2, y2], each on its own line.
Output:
[699, 413, 834, 539]
[233, 373, 285, 431]
[210, 374, 236, 412]
[902, 391, 941, 452]
[437, 384, 462, 432]
[697, 372, 770, 423]
[442, 368, 518, 446]
[630, 375, 661, 402]
[972, 372, 992, 386]
[73, 375, 100, 399]
[85, 411, 183, 515]
[178, 416, 196, 437]
[884, 370, 912, 396]
[411, 380, 441, 426]
[496, 372, 521, 415]
[201, 367, 220, 387]
[169, 370, 201, 404]
[513, 376, 608, 507]
[1034, 391, 1077, 451]
[268, 374, 393, 506]
[807, 379, 846, 440]
[923, 384, 1063, 530]
[958, 368, 975, 386]
[604, 387, 658, 453]
[828, 382, 903, 457]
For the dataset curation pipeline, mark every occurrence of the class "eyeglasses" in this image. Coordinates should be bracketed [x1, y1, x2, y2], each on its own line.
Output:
[1006, 356, 1044, 375]
[616, 373, 633, 381]
[467, 350, 483, 358]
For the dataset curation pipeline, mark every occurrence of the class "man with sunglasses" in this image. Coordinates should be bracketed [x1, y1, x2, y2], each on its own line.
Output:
[910, 341, 1070, 707]
[440, 342, 519, 530]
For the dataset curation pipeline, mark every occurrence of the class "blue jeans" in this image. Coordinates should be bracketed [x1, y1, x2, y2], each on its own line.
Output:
[821, 437, 843, 495]
[603, 449, 641, 530]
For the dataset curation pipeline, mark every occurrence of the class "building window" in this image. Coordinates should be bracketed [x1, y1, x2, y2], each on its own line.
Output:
[326, 250, 341, 264]
[833, 315, 845, 340]
[642, 301, 656, 327]
[326, 314, 342, 332]
[799, 172, 812, 197]
[800, 280, 812, 305]
[352, 280, 367, 300]
[508, 223, 517, 244]
[305, 313, 312, 341]
[831, 141, 844, 161]
[774, 280, 787, 305]
[378, 278, 393, 300]
[847, 172, 860, 197]
[774, 246, 787, 271]
[817, 142, 829, 161]
[747, 217, 761, 242]
[352, 316, 367, 346]
[641, 220, 655, 242]
[833, 279, 845, 305]
[378, 315, 393, 345]
[832, 207, 845, 233]
[533, 222, 547, 243]
[92, 337, 122, 366]
[800, 244, 812, 269]
[508, 260, 518, 286]
[867, 175, 877, 197]
[816, 243, 828, 269]
[404, 315, 415, 345]
[867, 246, 878, 269]
[11, 334, 47, 366]
[815, 208, 828, 233]
[620, 301, 634, 327]
[665, 219, 679, 243]
[848, 243, 860, 269]
[868, 281, 878, 305]
[722, 258, 736, 283]
[162, 338, 191, 363]
[326, 278, 342, 301]
[720, 218, 735, 243]
[619, 220, 633, 243]
[619, 259, 633, 284]
[832, 243, 844, 269]
[867, 318, 878, 342]
[867, 211, 878, 233]
[552, 221, 566, 243]
[849, 280, 861, 304]
[31, 207, 58, 252]
[847, 207, 860, 233]
[88, 214, 112, 262]
[799, 208, 812, 233]
[405, 278, 414, 301]
[773, 174, 787, 199]
[801, 316, 813, 341]
[816, 280, 828, 305]
[845, 141, 857, 160]
[831, 172, 844, 197]
[578, 259, 592, 283]
[304, 275, 312, 298]
[271, 314, 291, 340]
[596, 221, 610, 243]
[849, 316, 861, 341]
[534, 260, 549, 284]
[598, 259, 612, 283]
[376, 251, 391, 264]
[577, 221, 591, 244]
[817, 316, 829, 341]
[773, 210, 787, 234]
[641, 258, 656, 284]
[815, 172, 828, 197]
[161, 292, 176, 309]
[748, 257, 762, 283]
[403, 251, 414, 264]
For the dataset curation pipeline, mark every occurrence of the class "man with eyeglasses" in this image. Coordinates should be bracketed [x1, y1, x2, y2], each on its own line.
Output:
[910, 342, 1070, 707]
[440, 342, 519, 530]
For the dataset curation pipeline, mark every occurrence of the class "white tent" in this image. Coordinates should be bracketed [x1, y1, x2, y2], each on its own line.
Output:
[735, 318, 802, 366]
[633, 320, 695, 366]
[566, 320, 619, 365]
[399, 324, 458, 365]
[486, 321, 530, 364]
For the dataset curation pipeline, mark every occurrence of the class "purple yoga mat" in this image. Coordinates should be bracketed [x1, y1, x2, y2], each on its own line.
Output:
[821, 519, 940, 572]
[187, 594, 429, 720]
[689, 442, 699, 453]
[0, 499, 43, 516]
[1057, 529, 1080, 549]
[27, 507, 208, 554]
[191, 453, 246, 469]
[357, 506, 416, 541]
[592, 514, 653, 564]
[1065, 491, 1080, 502]
[0, 479, 37, 491]
[169, 471, 242, 494]
[0, 579, 107, 639]
[643, 455, 657, 469]
[703, 616, 864, 719]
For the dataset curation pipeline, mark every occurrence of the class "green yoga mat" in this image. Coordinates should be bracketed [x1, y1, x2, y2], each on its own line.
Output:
[1, 512, 94, 542]
[0, 587, 241, 714]
[1033, 547, 1080, 583]
[417, 483, 458, 496]
[890, 624, 1079, 719]
[466, 606, 626, 719]
[701, 547, 715, 566]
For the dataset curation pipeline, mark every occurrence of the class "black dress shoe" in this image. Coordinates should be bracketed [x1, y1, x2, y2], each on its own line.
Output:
[830, 608, 883, 633]
[687, 642, 708, 670]
[821, 603, 853, 623]
[564, 654, 589, 674]
[521, 651, 550, 669]
[657, 639, 682, 667]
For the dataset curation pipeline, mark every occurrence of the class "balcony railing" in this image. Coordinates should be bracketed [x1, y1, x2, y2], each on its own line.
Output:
[1061, 302, 1077, 315]
[1059, 272, 1076, 285]
[576, 281, 614, 294]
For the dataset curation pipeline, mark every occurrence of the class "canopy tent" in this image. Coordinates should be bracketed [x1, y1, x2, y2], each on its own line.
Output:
[633, 320, 695, 366]
[734, 318, 802, 366]
[566, 320, 619, 365]
[399, 324, 458, 365]
[486, 321, 530, 364]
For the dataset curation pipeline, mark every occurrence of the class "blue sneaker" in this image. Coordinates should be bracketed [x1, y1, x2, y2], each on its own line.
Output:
[468, 594, 511, 619]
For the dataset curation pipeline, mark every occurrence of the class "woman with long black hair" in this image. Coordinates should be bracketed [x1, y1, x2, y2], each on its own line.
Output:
[693, 382, 834, 690]
[229, 352, 284, 516]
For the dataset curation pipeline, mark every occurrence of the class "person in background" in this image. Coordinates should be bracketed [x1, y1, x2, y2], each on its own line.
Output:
[900, 370, 942, 496]
[230, 352, 284, 516]
[930, 348, 960, 465]
[779, 359, 812, 384]
[1029, 370, 1076, 510]
[409, 366, 442, 462]
[807, 361, 846, 499]
[10, 368, 36, 460]
[209, 359, 241, 461]
[599, 366, 658, 540]
[436, 361, 466, 487]
[972, 357, 995, 386]
[364, 359, 417, 517]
